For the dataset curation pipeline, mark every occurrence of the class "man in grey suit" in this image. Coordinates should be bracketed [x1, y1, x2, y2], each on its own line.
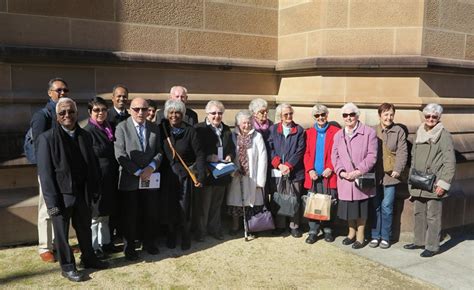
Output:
[114, 97, 163, 260]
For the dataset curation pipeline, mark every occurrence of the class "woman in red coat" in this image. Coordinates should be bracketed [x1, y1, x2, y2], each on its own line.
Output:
[303, 104, 340, 244]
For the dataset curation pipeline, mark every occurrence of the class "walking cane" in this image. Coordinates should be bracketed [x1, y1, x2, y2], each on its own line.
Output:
[239, 174, 249, 241]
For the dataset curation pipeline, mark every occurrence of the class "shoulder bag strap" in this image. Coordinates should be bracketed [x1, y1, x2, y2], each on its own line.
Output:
[342, 129, 357, 171]
[162, 123, 200, 186]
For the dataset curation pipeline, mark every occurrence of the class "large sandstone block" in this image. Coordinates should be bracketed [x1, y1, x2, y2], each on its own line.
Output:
[279, 1, 321, 35]
[208, 0, 278, 9]
[349, 0, 423, 28]
[205, 2, 277, 36]
[116, 0, 203, 29]
[8, 0, 114, 21]
[178, 30, 277, 60]
[437, 0, 474, 34]
[322, 29, 394, 56]
[395, 28, 423, 55]
[0, 13, 70, 48]
[0, 167, 37, 190]
[71, 20, 177, 55]
[419, 73, 474, 99]
[279, 0, 310, 10]
[422, 29, 465, 59]
[278, 34, 307, 60]
[425, 0, 440, 28]
[307, 30, 322, 57]
[321, 0, 348, 28]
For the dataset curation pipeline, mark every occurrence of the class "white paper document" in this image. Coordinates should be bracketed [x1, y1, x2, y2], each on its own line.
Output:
[139, 172, 161, 189]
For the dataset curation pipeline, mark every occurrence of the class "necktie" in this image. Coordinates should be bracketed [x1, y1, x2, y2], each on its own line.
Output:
[138, 125, 145, 151]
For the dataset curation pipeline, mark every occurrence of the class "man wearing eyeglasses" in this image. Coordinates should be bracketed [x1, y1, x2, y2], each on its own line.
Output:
[107, 84, 130, 129]
[37, 98, 108, 282]
[156, 86, 198, 125]
[29, 77, 69, 263]
[114, 97, 163, 260]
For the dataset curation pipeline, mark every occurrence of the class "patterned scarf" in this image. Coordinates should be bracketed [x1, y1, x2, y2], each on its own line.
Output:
[89, 118, 114, 142]
[237, 131, 252, 176]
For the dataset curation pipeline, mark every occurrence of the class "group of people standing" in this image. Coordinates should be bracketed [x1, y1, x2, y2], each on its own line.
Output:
[30, 78, 456, 282]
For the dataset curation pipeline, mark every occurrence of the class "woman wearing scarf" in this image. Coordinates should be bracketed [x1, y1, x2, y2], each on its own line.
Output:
[249, 98, 274, 203]
[269, 103, 306, 238]
[303, 104, 340, 244]
[159, 99, 206, 250]
[84, 96, 119, 258]
[194, 100, 235, 241]
[227, 110, 267, 235]
[404, 103, 456, 257]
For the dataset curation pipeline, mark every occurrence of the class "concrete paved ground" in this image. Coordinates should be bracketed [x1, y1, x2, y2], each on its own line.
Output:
[331, 230, 474, 289]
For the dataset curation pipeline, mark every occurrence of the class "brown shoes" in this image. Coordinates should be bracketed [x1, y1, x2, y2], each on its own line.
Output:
[40, 251, 56, 263]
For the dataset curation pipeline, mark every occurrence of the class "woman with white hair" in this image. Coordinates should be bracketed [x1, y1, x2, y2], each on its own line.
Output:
[404, 103, 456, 257]
[303, 104, 340, 244]
[194, 100, 235, 241]
[332, 102, 378, 249]
[269, 103, 306, 237]
[159, 99, 206, 250]
[226, 110, 267, 235]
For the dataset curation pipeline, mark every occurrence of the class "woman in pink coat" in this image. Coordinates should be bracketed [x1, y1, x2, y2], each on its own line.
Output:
[331, 103, 378, 249]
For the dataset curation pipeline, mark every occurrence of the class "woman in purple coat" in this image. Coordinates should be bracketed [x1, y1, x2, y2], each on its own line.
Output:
[332, 103, 378, 249]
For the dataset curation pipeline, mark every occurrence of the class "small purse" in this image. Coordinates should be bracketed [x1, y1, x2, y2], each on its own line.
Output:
[272, 177, 299, 217]
[409, 169, 436, 192]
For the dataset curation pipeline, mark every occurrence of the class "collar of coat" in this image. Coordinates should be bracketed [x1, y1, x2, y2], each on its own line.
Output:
[415, 122, 444, 144]
[276, 121, 298, 135]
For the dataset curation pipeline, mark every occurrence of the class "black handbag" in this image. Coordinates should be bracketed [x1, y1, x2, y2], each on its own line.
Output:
[408, 142, 436, 192]
[409, 168, 436, 191]
[272, 177, 299, 217]
[342, 130, 376, 191]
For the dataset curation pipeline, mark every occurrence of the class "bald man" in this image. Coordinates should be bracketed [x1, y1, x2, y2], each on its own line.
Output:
[156, 86, 198, 125]
[114, 98, 163, 260]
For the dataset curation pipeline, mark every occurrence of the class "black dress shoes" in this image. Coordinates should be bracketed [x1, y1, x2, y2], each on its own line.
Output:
[102, 243, 122, 253]
[420, 249, 438, 258]
[403, 243, 425, 250]
[143, 245, 160, 255]
[82, 259, 109, 269]
[166, 235, 177, 249]
[352, 241, 365, 249]
[324, 232, 334, 243]
[125, 250, 139, 261]
[342, 237, 356, 245]
[181, 237, 191, 251]
[94, 249, 107, 260]
[291, 228, 302, 238]
[305, 234, 317, 244]
[61, 270, 84, 282]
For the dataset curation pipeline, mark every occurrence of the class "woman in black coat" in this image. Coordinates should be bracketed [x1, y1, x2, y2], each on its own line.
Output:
[194, 100, 235, 241]
[159, 99, 206, 250]
[83, 97, 119, 257]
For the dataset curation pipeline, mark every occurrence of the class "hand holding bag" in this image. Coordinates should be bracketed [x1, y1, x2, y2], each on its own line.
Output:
[272, 177, 299, 217]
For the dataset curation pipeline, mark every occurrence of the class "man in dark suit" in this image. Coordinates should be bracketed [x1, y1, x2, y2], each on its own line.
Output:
[156, 86, 198, 125]
[114, 97, 163, 260]
[31, 77, 69, 263]
[107, 84, 130, 128]
[37, 98, 108, 282]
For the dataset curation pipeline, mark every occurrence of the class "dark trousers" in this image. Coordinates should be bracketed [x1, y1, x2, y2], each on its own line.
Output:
[122, 189, 159, 254]
[51, 194, 95, 272]
[196, 185, 226, 237]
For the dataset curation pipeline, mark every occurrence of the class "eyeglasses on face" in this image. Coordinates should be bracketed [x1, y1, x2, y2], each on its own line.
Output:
[51, 88, 69, 94]
[342, 112, 357, 118]
[424, 114, 439, 120]
[258, 110, 268, 115]
[58, 109, 76, 116]
[314, 113, 327, 118]
[92, 108, 108, 113]
[131, 107, 148, 113]
[208, 111, 223, 116]
[282, 112, 293, 117]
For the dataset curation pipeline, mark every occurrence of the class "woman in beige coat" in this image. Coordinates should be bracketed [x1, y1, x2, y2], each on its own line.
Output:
[227, 110, 268, 235]
[404, 103, 456, 258]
